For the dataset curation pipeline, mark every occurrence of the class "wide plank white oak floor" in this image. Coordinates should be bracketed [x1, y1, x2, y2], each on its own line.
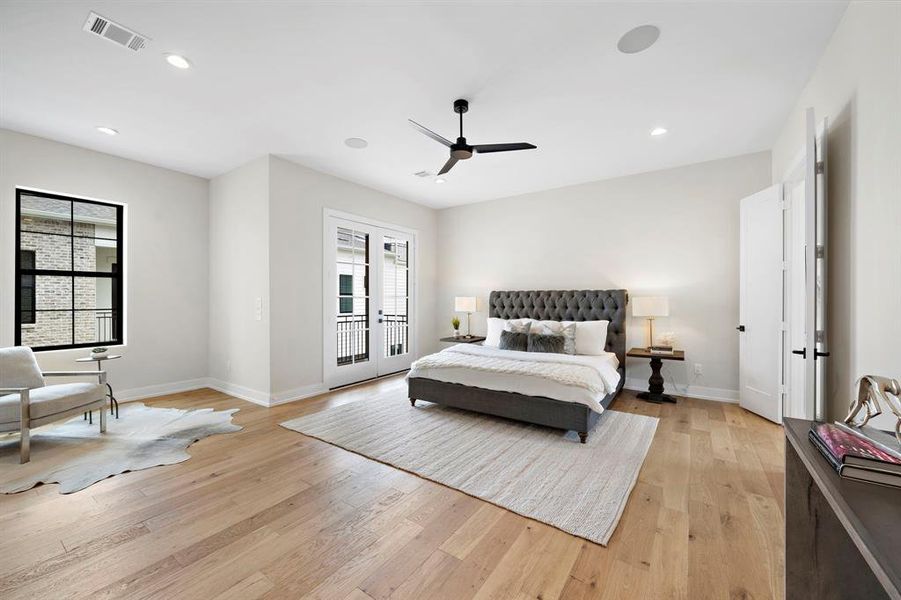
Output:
[0, 374, 785, 599]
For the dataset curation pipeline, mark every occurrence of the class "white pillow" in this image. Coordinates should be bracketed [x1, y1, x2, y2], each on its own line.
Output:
[563, 320, 610, 355]
[484, 318, 507, 347]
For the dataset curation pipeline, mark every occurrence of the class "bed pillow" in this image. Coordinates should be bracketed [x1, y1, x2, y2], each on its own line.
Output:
[562, 320, 610, 355]
[485, 318, 532, 347]
[529, 321, 576, 354]
[505, 319, 532, 334]
[484, 317, 507, 347]
[527, 333, 565, 354]
[498, 330, 529, 352]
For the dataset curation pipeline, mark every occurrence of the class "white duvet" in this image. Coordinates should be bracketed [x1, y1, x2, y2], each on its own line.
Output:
[407, 344, 621, 414]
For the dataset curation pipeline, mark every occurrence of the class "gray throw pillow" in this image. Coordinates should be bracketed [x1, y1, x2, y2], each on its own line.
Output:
[498, 330, 528, 352]
[527, 333, 565, 354]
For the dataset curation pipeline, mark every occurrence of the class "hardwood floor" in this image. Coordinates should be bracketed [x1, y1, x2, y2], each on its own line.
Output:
[0, 376, 785, 599]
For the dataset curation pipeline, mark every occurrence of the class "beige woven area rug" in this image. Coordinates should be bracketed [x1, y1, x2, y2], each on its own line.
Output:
[0, 403, 241, 494]
[281, 396, 658, 545]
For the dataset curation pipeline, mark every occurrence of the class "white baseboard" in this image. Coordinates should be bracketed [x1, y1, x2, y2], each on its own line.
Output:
[116, 378, 210, 403]
[205, 378, 327, 408]
[624, 377, 739, 403]
[205, 378, 271, 406]
[269, 383, 328, 406]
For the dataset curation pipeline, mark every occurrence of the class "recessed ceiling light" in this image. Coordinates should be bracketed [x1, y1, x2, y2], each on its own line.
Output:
[650, 127, 668, 136]
[96, 126, 119, 136]
[344, 137, 368, 149]
[165, 54, 192, 69]
[435, 178, 446, 184]
[617, 25, 660, 54]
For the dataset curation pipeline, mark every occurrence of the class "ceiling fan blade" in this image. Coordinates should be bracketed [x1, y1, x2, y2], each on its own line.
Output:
[437, 156, 458, 175]
[408, 119, 453, 147]
[473, 142, 537, 154]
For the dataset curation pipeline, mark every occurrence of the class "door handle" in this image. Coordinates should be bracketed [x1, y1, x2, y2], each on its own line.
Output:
[792, 348, 807, 359]
[814, 350, 830, 360]
[736, 325, 745, 332]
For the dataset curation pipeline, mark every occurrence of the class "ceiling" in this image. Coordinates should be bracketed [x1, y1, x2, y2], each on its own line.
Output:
[0, 2, 847, 208]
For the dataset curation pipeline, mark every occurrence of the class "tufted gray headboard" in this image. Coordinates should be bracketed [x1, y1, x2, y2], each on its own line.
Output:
[488, 289, 628, 369]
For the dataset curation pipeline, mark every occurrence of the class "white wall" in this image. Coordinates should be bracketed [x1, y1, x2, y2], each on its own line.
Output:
[771, 1, 901, 423]
[437, 152, 772, 400]
[268, 156, 438, 399]
[206, 155, 439, 404]
[0, 129, 210, 398]
[207, 156, 271, 402]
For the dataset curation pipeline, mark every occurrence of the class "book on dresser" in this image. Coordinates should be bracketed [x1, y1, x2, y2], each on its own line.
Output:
[808, 423, 901, 488]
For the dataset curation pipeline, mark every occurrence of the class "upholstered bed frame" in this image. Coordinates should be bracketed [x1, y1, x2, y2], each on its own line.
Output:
[407, 289, 627, 443]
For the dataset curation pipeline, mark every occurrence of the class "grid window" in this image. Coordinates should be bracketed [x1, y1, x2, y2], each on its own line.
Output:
[15, 189, 124, 351]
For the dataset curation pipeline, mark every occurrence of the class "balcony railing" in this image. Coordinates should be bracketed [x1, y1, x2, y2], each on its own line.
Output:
[337, 314, 408, 366]
[96, 310, 115, 342]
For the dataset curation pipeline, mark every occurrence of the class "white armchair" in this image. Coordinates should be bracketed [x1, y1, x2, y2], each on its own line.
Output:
[0, 347, 108, 463]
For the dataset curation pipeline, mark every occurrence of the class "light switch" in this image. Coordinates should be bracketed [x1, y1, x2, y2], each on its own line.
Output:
[254, 297, 262, 321]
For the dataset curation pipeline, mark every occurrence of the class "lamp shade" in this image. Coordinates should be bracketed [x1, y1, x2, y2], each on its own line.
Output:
[632, 296, 669, 318]
[454, 296, 477, 313]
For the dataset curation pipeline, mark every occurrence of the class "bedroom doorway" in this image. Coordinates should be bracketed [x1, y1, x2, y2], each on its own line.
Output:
[738, 108, 828, 423]
[323, 210, 417, 389]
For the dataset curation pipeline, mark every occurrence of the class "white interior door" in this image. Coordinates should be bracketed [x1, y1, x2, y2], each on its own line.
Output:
[782, 109, 828, 420]
[813, 114, 829, 422]
[324, 213, 416, 388]
[739, 184, 784, 423]
[785, 178, 808, 418]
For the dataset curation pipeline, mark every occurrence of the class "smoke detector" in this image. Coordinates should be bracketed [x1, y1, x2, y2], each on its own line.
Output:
[83, 12, 150, 52]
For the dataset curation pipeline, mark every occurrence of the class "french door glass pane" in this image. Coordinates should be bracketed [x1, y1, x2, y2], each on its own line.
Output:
[383, 236, 409, 358]
[336, 227, 370, 366]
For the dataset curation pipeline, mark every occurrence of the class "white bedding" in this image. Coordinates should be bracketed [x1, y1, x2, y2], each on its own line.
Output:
[407, 344, 621, 414]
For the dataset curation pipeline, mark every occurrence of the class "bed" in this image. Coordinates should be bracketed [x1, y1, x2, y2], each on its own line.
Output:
[407, 289, 627, 443]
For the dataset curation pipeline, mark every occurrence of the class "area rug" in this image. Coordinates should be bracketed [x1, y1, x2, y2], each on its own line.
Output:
[280, 397, 658, 545]
[0, 403, 241, 494]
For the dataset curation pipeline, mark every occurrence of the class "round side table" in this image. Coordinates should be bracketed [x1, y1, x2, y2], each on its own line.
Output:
[76, 355, 122, 419]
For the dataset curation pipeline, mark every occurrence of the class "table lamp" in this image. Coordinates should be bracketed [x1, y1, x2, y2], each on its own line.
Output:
[632, 296, 670, 350]
[454, 296, 477, 337]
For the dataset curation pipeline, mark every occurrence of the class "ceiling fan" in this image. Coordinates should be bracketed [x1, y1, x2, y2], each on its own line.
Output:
[409, 99, 537, 176]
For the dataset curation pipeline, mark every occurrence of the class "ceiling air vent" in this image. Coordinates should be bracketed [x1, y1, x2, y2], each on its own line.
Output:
[82, 12, 150, 52]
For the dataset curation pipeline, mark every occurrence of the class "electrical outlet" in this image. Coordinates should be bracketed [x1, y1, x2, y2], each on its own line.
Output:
[694, 363, 703, 375]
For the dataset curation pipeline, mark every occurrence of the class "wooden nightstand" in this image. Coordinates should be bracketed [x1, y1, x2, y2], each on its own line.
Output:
[626, 347, 685, 404]
[439, 335, 486, 344]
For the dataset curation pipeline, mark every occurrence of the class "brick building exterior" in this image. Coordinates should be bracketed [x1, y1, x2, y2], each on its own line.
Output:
[20, 216, 98, 347]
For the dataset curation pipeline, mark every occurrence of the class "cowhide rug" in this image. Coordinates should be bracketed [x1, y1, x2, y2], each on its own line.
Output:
[0, 403, 241, 494]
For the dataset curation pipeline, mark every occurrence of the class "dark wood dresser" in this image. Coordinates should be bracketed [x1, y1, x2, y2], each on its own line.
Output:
[784, 418, 901, 599]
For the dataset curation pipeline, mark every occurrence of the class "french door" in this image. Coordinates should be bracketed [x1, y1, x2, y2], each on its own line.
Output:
[323, 213, 415, 388]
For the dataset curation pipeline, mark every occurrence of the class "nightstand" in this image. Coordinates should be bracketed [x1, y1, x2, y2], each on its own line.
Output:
[440, 335, 486, 344]
[626, 347, 685, 404]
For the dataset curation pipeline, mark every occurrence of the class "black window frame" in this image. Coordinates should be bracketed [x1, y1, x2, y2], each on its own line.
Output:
[15, 189, 124, 352]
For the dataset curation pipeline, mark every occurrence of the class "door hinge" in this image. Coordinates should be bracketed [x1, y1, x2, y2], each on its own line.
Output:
[815, 161, 825, 174]
[780, 321, 788, 331]
[779, 199, 788, 210]
[781, 260, 789, 271]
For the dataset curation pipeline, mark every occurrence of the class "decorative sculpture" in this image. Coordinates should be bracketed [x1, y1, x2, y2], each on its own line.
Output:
[844, 375, 901, 445]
